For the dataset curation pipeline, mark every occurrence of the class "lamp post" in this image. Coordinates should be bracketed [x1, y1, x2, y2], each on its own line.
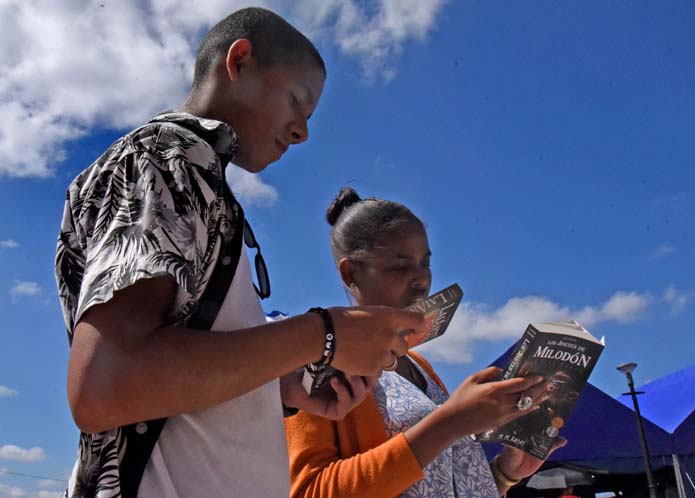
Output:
[617, 362, 657, 498]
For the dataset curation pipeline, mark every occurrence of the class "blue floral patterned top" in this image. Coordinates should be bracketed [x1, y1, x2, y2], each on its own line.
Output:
[374, 360, 500, 498]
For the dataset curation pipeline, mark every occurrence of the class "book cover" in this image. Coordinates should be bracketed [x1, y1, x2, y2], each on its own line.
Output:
[302, 284, 463, 397]
[477, 320, 605, 459]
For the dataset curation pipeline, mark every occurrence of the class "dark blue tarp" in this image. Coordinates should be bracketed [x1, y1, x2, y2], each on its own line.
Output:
[617, 362, 695, 456]
[617, 362, 695, 496]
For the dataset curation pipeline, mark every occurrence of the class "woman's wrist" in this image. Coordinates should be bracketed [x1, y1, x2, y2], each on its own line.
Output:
[489, 455, 522, 490]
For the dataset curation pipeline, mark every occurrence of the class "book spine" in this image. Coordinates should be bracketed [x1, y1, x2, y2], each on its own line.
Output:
[502, 325, 537, 380]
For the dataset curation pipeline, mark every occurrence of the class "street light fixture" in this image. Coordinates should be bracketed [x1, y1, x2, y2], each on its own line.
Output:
[617, 362, 657, 498]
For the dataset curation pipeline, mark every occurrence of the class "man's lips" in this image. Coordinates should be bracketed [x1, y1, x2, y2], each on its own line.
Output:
[275, 139, 288, 155]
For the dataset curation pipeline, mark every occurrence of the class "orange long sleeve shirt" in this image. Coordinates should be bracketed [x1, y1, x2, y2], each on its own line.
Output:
[284, 351, 449, 498]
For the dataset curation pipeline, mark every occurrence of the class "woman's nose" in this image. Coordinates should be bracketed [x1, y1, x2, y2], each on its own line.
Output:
[411, 267, 430, 289]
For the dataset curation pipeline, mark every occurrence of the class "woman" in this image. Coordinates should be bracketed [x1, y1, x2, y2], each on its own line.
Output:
[285, 187, 565, 498]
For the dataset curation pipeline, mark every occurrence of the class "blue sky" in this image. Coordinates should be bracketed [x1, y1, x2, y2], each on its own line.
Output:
[1, 1, 694, 495]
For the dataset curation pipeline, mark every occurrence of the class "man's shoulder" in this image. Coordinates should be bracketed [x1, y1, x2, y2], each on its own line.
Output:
[126, 119, 217, 160]
[68, 118, 222, 195]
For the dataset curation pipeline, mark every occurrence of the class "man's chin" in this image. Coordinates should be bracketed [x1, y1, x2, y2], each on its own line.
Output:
[229, 158, 270, 174]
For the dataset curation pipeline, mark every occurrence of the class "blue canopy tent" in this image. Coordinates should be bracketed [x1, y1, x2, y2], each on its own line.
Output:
[617, 363, 695, 498]
[482, 345, 687, 495]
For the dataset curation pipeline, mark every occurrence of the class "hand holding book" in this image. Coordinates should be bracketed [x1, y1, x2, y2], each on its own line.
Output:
[478, 320, 604, 459]
[303, 284, 463, 396]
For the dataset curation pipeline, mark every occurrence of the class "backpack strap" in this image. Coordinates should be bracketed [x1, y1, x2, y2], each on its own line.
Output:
[119, 191, 245, 498]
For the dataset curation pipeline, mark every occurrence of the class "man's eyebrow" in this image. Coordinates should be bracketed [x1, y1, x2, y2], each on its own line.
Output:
[299, 81, 315, 119]
[299, 82, 314, 106]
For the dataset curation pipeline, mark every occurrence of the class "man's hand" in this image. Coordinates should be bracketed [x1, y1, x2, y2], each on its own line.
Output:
[328, 306, 424, 376]
[280, 370, 377, 420]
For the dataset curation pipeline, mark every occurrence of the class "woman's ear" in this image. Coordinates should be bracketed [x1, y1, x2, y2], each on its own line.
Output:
[338, 258, 357, 290]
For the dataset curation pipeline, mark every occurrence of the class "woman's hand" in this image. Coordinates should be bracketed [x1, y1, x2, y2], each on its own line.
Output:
[280, 369, 378, 420]
[496, 438, 568, 480]
[438, 366, 550, 438]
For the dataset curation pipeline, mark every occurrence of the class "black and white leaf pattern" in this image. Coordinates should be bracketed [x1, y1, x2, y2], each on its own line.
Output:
[55, 112, 238, 498]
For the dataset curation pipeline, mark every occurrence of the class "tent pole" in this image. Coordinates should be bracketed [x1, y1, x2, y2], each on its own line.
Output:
[685, 470, 695, 493]
[673, 454, 687, 498]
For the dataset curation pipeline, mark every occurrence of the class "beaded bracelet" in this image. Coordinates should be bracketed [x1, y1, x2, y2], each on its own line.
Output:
[307, 307, 336, 370]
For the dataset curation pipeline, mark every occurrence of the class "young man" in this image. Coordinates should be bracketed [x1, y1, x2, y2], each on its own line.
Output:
[55, 8, 423, 498]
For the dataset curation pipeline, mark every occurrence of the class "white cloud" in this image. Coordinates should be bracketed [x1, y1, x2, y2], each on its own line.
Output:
[650, 243, 676, 260]
[35, 491, 64, 498]
[36, 480, 62, 490]
[0, 483, 28, 498]
[0, 0, 446, 178]
[0, 240, 19, 249]
[294, 0, 446, 82]
[596, 291, 650, 324]
[0, 386, 18, 397]
[0, 445, 45, 462]
[226, 166, 279, 207]
[664, 285, 689, 316]
[417, 290, 651, 364]
[10, 281, 42, 300]
[0, 467, 6, 476]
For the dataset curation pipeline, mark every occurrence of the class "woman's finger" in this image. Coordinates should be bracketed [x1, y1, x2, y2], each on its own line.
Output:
[496, 375, 545, 395]
[471, 366, 503, 383]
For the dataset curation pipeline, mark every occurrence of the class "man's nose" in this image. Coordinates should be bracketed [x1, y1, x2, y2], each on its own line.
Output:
[289, 119, 308, 144]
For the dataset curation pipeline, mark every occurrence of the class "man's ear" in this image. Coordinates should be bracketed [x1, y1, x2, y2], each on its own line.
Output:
[225, 39, 253, 81]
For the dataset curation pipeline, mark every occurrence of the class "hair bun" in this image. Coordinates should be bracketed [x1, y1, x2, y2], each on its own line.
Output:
[326, 187, 361, 226]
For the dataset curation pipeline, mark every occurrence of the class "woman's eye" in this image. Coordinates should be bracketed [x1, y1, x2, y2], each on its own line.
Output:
[390, 265, 410, 273]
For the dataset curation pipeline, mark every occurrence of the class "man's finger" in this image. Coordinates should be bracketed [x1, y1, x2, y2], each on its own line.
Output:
[390, 337, 409, 357]
[344, 374, 367, 400]
[364, 375, 379, 390]
[329, 377, 351, 417]
[392, 309, 426, 337]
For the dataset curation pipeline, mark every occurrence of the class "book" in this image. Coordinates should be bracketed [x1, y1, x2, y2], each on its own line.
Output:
[477, 320, 605, 459]
[302, 283, 464, 397]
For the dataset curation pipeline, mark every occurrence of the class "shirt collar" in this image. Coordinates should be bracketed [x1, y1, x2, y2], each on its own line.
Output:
[149, 110, 238, 166]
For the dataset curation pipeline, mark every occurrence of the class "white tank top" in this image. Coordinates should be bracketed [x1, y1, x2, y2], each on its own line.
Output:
[138, 250, 289, 498]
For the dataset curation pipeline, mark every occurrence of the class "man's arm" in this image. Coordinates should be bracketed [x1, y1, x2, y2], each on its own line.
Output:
[68, 276, 420, 433]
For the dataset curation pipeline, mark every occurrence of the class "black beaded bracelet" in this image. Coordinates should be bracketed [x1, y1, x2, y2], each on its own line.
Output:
[307, 307, 336, 369]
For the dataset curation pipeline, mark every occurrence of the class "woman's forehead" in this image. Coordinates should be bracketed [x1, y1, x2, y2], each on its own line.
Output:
[370, 226, 430, 257]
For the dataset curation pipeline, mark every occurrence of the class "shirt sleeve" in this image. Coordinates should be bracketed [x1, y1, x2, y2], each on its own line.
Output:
[73, 149, 217, 326]
[285, 408, 424, 498]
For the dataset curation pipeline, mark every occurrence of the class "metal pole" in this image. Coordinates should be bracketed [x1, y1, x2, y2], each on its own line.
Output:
[624, 371, 658, 498]
[673, 454, 687, 498]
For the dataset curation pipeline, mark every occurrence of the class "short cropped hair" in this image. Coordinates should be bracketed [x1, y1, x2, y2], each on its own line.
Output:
[192, 7, 325, 89]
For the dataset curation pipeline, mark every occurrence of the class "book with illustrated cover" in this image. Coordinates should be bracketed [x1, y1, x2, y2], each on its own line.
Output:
[477, 320, 605, 459]
[302, 284, 463, 397]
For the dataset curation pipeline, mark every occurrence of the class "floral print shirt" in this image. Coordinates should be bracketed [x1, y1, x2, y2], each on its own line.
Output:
[374, 361, 500, 498]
